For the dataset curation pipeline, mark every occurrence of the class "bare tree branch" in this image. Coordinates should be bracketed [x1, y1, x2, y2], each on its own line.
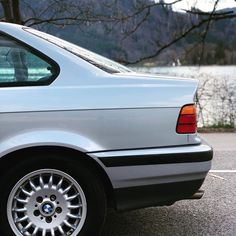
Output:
[1, 0, 236, 65]
[23, 0, 183, 27]
[122, 12, 236, 64]
[199, 0, 220, 64]
[122, 7, 151, 40]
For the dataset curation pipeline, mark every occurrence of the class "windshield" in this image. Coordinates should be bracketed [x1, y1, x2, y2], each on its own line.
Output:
[24, 27, 132, 74]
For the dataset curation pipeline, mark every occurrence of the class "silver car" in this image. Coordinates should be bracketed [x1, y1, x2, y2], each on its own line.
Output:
[0, 23, 212, 236]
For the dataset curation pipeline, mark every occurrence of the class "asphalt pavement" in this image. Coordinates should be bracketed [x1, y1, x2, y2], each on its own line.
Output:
[102, 133, 236, 236]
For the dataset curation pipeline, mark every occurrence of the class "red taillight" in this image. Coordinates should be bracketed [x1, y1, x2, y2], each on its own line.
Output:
[176, 105, 197, 134]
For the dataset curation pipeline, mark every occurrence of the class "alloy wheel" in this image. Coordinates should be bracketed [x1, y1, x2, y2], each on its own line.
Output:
[7, 169, 87, 236]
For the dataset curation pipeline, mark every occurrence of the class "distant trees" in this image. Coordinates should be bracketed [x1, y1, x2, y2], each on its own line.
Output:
[183, 41, 236, 65]
[215, 42, 225, 64]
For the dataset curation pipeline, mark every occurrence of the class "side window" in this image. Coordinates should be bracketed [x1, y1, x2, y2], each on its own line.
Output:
[0, 34, 57, 86]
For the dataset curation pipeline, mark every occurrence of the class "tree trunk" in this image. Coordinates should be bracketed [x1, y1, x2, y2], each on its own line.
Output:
[1, 0, 22, 24]
[12, 0, 22, 24]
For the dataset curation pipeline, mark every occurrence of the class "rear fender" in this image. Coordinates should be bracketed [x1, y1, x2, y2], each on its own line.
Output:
[0, 130, 101, 158]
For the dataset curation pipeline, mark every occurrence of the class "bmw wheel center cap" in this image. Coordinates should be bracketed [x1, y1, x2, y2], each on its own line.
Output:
[42, 203, 54, 215]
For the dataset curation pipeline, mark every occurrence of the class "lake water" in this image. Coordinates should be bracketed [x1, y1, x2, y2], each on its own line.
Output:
[132, 65, 236, 81]
[132, 66, 236, 127]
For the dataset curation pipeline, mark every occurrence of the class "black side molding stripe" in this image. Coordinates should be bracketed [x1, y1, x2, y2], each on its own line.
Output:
[99, 149, 213, 167]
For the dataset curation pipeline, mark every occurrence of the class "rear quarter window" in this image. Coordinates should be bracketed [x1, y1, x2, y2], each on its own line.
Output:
[0, 33, 59, 87]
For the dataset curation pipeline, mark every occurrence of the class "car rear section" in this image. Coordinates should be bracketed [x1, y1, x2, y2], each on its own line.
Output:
[0, 67, 213, 213]
[86, 74, 213, 211]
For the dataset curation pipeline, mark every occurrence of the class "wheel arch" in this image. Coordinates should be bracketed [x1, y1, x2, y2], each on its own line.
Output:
[0, 145, 115, 208]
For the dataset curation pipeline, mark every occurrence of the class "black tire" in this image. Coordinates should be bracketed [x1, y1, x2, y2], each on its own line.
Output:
[0, 153, 107, 236]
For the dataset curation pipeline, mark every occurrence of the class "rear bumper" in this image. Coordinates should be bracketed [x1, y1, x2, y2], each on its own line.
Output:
[90, 142, 213, 211]
[114, 179, 205, 211]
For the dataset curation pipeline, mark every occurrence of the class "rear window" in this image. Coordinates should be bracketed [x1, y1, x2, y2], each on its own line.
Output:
[24, 27, 132, 74]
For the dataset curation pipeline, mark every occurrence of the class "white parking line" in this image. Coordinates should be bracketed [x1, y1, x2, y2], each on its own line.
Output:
[209, 173, 226, 180]
[210, 170, 236, 173]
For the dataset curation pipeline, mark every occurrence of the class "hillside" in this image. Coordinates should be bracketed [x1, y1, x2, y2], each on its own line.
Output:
[42, 2, 236, 65]
[1, 0, 236, 65]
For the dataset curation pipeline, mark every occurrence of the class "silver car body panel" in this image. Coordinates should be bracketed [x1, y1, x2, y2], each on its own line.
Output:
[95, 161, 211, 189]
[0, 109, 189, 155]
[0, 23, 212, 211]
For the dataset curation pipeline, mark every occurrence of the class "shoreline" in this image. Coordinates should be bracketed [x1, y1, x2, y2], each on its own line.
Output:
[198, 127, 236, 133]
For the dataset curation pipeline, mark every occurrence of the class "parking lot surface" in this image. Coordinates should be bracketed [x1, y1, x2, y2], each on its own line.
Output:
[102, 133, 236, 236]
